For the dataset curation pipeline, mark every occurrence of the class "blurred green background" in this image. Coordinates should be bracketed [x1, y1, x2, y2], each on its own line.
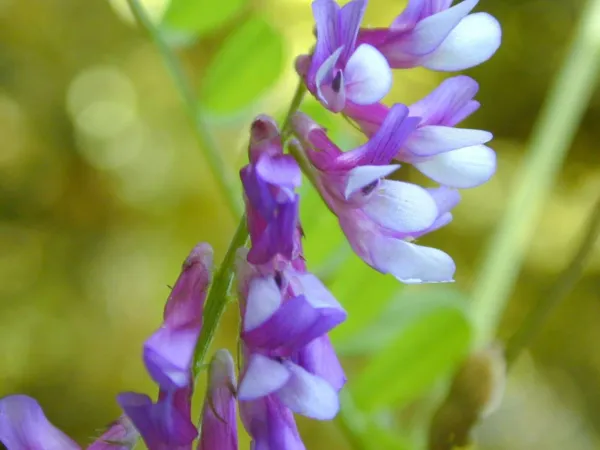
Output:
[0, 0, 599, 448]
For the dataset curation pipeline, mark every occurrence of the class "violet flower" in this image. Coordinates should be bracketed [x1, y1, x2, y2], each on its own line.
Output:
[357, 0, 501, 71]
[292, 104, 456, 283]
[197, 350, 238, 450]
[0, 395, 138, 449]
[295, 0, 392, 112]
[344, 76, 496, 188]
[241, 116, 303, 265]
[119, 243, 213, 450]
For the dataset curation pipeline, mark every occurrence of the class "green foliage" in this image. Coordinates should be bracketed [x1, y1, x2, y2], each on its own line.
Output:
[162, 0, 247, 35]
[350, 288, 472, 411]
[200, 15, 285, 114]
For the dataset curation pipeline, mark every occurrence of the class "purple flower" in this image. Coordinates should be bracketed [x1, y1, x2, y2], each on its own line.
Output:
[240, 394, 306, 450]
[345, 76, 496, 188]
[118, 388, 197, 450]
[0, 395, 138, 449]
[357, 0, 501, 71]
[197, 350, 238, 450]
[235, 256, 346, 420]
[241, 116, 303, 265]
[296, 0, 392, 112]
[292, 104, 456, 283]
[143, 243, 213, 391]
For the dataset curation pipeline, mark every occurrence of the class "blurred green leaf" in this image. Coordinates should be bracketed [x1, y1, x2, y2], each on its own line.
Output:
[350, 289, 472, 411]
[162, 0, 247, 34]
[200, 15, 284, 114]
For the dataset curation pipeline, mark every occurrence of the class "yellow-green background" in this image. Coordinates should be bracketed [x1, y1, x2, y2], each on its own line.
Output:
[0, 0, 599, 448]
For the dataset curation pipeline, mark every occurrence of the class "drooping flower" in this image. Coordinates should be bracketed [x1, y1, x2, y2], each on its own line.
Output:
[292, 104, 456, 283]
[344, 76, 496, 188]
[119, 243, 213, 450]
[143, 243, 213, 391]
[356, 0, 501, 71]
[240, 116, 303, 266]
[296, 0, 392, 112]
[197, 350, 238, 450]
[117, 389, 197, 450]
[0, 395, 138, 450]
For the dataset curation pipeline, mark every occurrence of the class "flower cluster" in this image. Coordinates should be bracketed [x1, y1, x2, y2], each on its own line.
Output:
[0, 0, 500, 449]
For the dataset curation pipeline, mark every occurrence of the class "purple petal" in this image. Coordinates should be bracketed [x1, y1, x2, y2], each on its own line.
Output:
[238, 354, 291, 400]
[276, 362, 339, 420]
[344, 164, 400, 199]
[427, 186, 461, 216]
[256, 154, 301, 190]
[198, 350, 238, 450]
[404, 125, 493, 156]
[391, 0, 427, 30]
[240, 396, 305, 450]
[342, 101, 388, 136]
[409, 75, 479, 126]
[414, 144, 496, 188]
[117, 391, 197, 450]
[243, 276, 282, 331]
[311, 0, 340, 73]
[398, 0, 478, 55]
[338, 214, 456, 283]
[143, 327, 198, 390]
[241, 165, 277, 220]
[88, 416, 139, 450]
[341, 104, 418, 166]
[338, 0, 368, 63]
[421, 12, 502, 71]
[0, 395, 79, 450]
[344, 44, 392, 105]
[294, 336, 346, 391]
[362, 180, 438, 233]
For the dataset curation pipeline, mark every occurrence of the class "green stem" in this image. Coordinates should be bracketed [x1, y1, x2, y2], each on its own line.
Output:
[281, 82, 307, 137]
[471, 0, 600, 345]
[193, 216, 248, 379]
[125, 0, 242, 218]
[505, 196, 600, 366]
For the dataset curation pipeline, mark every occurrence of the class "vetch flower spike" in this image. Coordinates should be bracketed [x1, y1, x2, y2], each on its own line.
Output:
[297, 0, 392, 112]
[198, 350, 238, 450]
[292, 104, 456, 283]
[0, 395, 138, 450]
[143, 243, 213, 391]
[357, 0, 502, 71]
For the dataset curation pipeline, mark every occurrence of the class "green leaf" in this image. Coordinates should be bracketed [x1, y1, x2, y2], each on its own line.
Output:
[350, 288, 472, 411]
[200, 15, 284, 114]
[163, 0, 247, 35]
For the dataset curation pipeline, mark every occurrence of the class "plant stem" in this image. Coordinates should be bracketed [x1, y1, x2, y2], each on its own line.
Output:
[505, 196, 600, 367]
[125, 0, 242, 218]
[192, 216, 248, 379]
[471, 0, 600, 345]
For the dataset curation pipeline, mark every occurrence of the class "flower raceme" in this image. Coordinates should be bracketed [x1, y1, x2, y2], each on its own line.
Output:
[0, 0, 501, 448]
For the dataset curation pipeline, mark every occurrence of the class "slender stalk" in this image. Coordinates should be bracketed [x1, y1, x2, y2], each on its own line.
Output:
[505, 196, 600, 366]
[125, 0, 242, 217]
[471, 0, 600, 344]
[192, 216, 248, 378]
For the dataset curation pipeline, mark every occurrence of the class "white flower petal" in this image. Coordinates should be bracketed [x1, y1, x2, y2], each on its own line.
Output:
[421, 12, 502, 71]
[405, 125, 492, 156]
[244, 277, 282, 331]
[277, 362, 339, 420]
[363, 180, 438, 233]
[414, 144, 496, 188]
[238, 355, 290, 400]
[344, 44, 392, 105]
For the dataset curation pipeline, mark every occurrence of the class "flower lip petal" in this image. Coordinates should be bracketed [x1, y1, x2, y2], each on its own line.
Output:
[244, 276, 283, 331]
[238, 354, 291, 400]
[276, 362, 340, 420]
[344, 44, 392, 105]
[0, 395, 80, 450]
[404, 126, 493, 156]
[414, 144, 496, 188]
[362, 180, 439, 233]
[315, 46, 344, 107]
[256, 153, 302, 189]
[421, 12, 502, 71]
